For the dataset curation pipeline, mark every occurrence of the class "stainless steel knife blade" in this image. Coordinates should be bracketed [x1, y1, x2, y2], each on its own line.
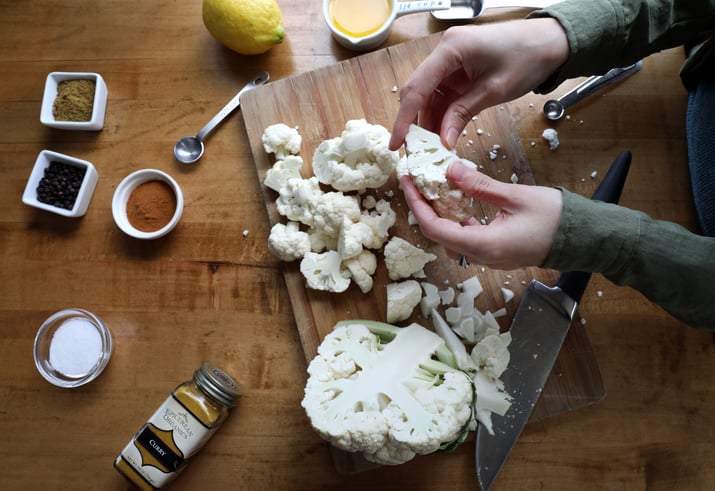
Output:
[475, 150, 632, 490]
[475, 277, 581, 490]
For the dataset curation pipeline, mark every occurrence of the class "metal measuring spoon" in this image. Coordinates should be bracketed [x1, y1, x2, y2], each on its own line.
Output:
[174, 71, 270, 164]
[543, 61, 643, 120]
[431, 0, 558, 21]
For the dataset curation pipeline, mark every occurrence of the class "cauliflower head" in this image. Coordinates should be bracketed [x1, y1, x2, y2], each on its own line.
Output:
[401, 124, 477, 222]
[301, 320, 474, 465]
[312, 119, 400, 192]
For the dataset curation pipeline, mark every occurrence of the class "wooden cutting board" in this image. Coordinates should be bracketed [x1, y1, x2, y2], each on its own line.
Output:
[242, 32, 605, 474]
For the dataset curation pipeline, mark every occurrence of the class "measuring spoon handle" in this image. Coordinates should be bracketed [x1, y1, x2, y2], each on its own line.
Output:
[556, 61, 643, 112]
[196, 71, 270, 141]
[396, 0, 451, 17]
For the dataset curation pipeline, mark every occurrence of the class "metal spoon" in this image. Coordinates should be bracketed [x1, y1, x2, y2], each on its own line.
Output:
[431, 0, 558, 21]
[174, 71, 270, 164]
[543, 61, 643, 120]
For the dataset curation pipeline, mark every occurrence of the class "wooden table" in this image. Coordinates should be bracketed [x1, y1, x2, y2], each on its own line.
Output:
[1, 1, 713, 489]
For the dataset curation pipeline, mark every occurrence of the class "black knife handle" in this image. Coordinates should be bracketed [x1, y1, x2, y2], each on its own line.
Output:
[555, 150, 632, 303]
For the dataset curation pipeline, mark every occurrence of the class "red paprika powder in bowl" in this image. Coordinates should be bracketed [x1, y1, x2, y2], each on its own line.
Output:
[112, 169, 184, 239]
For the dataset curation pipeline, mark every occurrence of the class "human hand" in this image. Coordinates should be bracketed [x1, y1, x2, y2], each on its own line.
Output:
[389, 18, 569, 151]
[400, 161, 563, 270]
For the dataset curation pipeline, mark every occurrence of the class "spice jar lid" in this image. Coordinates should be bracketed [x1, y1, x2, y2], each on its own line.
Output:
[194, 363, 241, 407]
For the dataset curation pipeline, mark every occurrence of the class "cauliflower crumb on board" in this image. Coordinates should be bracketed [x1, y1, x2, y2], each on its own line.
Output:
[542, 128, 560, 150]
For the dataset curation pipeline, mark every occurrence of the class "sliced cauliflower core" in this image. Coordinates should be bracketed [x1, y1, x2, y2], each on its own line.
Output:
[312, 119, 400, 192]
[401, 124, 477, 222]
[301, 321, 474, 465]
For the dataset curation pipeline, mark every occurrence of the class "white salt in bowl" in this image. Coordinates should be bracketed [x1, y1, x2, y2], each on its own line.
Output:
[33, 308, 113, 388]
[111, 169, 184, 240]
[40, 72, 108, 131]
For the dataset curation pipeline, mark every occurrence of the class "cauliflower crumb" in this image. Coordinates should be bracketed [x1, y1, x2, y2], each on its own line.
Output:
[242, 229, 249, 237]
[542, 128, 560, 150]
[510, 173, 519, 184]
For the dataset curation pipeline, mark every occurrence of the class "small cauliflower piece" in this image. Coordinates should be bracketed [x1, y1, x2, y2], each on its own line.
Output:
[301, 320, 474, 465]
[300, 250, 351, 292]
[312, 119, 400, 192]
[343, 250, 378, 293]
[386, 280, 422, 323]
[267, 222, 311, 261]
[471, 332, 512, 380]
[263, 155, 304, 192]
[262, 123, 302, 159]
[383, 236, 437, 281]
[400, 124, 478, 222]
[275, 177, 322, 226]
[356, 199, 396, 249]
[542, 128, 560, 150]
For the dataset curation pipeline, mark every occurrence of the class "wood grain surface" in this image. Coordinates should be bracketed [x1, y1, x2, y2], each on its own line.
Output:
[0, 1, 713, 490]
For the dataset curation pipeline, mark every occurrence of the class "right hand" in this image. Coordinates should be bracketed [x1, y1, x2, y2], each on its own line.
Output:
[389, 18, 569, 151]
[401, 161, 563, 270]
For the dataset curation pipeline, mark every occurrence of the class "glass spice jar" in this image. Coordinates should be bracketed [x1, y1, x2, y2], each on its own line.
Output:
[114, 364, 240, 489]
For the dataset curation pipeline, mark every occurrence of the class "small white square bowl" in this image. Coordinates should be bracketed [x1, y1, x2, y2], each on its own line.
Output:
[40, 72, 108, 131]
[22, 149, 99, 217]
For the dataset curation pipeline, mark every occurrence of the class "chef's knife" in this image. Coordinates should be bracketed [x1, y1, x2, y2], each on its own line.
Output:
[475, 150, 632, 491]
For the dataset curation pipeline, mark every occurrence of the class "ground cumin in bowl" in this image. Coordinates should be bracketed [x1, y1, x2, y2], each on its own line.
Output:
[40, 71, 108, 130]
[112, 169, 184, 239]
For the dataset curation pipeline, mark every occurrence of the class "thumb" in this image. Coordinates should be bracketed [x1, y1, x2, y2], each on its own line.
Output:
[447, 161, 514, 210]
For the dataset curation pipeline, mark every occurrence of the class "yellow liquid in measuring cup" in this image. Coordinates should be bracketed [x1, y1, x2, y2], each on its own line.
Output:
[330, 0, 391, 38]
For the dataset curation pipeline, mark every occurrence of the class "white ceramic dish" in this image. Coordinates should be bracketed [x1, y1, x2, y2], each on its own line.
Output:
[33, 308, 113, 388]
[112, 168, 184, 240]
[22, 149, 99, 217]
[323, 0, 450, 51]
[40, 71, 108, 130]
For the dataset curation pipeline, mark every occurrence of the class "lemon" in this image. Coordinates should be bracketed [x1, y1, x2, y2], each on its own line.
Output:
[202, 0, 285, 55]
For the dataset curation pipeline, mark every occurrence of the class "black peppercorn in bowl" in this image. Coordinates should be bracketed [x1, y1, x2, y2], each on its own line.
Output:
[40, 72, 108, 131]
[22, 150, 99, 217]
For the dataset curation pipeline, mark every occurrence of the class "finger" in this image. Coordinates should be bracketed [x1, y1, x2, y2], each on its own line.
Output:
[447, 161, 518, 210]
[390, 46, 461, 150]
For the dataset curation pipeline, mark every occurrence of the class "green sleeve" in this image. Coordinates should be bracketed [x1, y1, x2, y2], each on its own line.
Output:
[542, 189, 715, 330]
[528, 0, 715, 91]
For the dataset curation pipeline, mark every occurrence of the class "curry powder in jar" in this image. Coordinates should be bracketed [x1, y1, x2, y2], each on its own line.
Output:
[114, 364, 240, 489]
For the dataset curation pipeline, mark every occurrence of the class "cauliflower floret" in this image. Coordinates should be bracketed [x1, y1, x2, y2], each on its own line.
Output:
[263, 155, 304, 192]
[312, 119, 400, 192]
[343, 250, 378, 293]
[300, 250, 351, 292]
[386, 280, 422, 323]
[383, 236, 437, 281]
[401, 124, 478, 222]
[311, 191, 361, 239]
[307, 226, 338, 253]
[275, 177, 322, 226]
[301, 321, 474, 465]
[357, 199, 396, 249]
[262, 123, 302, 159]
[267, 221, 311, 261]
[338, 216, 373, 260]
